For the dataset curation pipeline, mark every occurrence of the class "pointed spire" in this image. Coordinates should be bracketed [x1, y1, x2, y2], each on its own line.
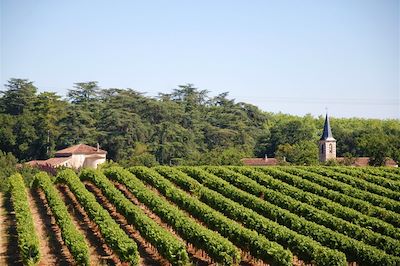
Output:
[320, 113, 335, 140]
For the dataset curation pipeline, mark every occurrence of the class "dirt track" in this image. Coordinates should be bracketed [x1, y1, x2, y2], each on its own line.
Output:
[57, 184, 119, 266]
[0, 192, 10, 265]
[84, 181, 165, 266]
[0, 192, 21, 266]
[28, 189, 71, 265]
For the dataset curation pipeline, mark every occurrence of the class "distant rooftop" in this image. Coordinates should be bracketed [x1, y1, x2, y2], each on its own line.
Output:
[55, 143, 107, 156]
[25, 157, 71, 167]
[241, 157, 278, 166]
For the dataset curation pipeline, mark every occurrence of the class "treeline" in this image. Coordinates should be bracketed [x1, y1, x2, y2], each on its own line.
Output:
[0, 78, 399, 167]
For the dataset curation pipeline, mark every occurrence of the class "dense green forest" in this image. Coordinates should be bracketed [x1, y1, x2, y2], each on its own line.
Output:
[1, 78, 399, 167]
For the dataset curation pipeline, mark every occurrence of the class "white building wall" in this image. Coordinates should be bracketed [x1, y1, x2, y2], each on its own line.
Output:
[69, 154, 88, 169]
[83, 157, 106, 169]
[58, 153, 106, 169]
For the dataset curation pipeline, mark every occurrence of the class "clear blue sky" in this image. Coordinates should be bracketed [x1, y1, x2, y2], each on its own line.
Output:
[1, 0, 399, 118]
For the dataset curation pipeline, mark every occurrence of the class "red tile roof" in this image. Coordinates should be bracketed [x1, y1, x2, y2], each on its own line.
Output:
[25, 157, 71, 167]
[241, 158, 278, 166]
[385, 159, 399, 167]
[55, 144, 107, 156]
[25, 160, 44, 167]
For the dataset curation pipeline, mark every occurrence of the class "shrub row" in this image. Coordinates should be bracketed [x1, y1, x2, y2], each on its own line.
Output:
[56, 169, 139, 265]
[104, 166, 241, 265]
[231, 166, 400, 240]
[9, 173, 40, 265]
[331, 166, 400, 192]
[262, 167, 400, 228]
[175, 167, 347, 266]
[33, 172, 90, 265]
[147, 166, 293, 266]
[79, 169, 189, 266]
[181, 167, 400, 266]
[206, 166, 399, 255]
[304, 166, 400, 203]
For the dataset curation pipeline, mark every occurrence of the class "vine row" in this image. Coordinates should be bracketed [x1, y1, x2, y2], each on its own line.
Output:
[56, 169, 139, 265]
[104, 166, 241, 265]
[331, 166, 400, 192]
[205, 166, 399, 255]
[9, 173, 40, 265]
[371, 167, 400, 180]
[262, 167, 400, 227]
[144, 166, 293, 266]
[287, 167, 399, 212]
[168, 167, 348, 266]
[79, 169, 190, 266]
[180, 167, 400, 266]
[33, 172, 90, 265]
[231, 166, 400, 239]
[304, 166, 400, 202]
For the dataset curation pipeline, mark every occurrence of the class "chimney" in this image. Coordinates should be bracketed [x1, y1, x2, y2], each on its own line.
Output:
[96, 143, 99, 151]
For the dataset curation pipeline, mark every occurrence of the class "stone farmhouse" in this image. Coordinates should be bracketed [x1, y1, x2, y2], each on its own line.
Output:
[26, 144, 107, 170]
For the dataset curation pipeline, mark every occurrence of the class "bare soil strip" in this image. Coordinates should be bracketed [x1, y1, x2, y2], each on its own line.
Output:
[28, 189, 72, 266]
[143, 175, 361, 266]
[117, 181, 271, 266]
[141, 175, 321, 266]
[57, 184, 119, 266]
[113, 181, 220, 266]
[2, 192, 22, 266]
[84, 181, 167, 266]
[0, 192, 22, 266]
[0, 192, 8, 266]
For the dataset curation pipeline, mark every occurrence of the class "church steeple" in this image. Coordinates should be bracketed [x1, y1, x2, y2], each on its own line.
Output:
[319, 113, 336, 162]
[320, 113, 335, 140]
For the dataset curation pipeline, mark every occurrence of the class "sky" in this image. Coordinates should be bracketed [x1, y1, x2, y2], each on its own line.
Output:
[1, 0, 399, 119]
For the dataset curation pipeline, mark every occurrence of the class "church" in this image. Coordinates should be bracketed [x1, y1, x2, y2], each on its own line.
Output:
[318, 114, 337, 162]
[242, 114, 398, 167]
[319, 114, 397, 167]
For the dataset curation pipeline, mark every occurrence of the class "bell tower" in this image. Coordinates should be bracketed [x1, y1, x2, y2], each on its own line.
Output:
[319, 113, 336, 162]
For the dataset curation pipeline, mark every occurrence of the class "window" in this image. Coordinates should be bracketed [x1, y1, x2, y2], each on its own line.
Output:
[329, 143, 333, 153]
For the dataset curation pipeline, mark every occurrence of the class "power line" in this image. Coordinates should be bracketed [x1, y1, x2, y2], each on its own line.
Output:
[233, 96, 399, 106]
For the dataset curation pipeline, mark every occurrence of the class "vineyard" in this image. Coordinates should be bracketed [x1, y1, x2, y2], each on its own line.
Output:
[0, 166, 399, 266]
